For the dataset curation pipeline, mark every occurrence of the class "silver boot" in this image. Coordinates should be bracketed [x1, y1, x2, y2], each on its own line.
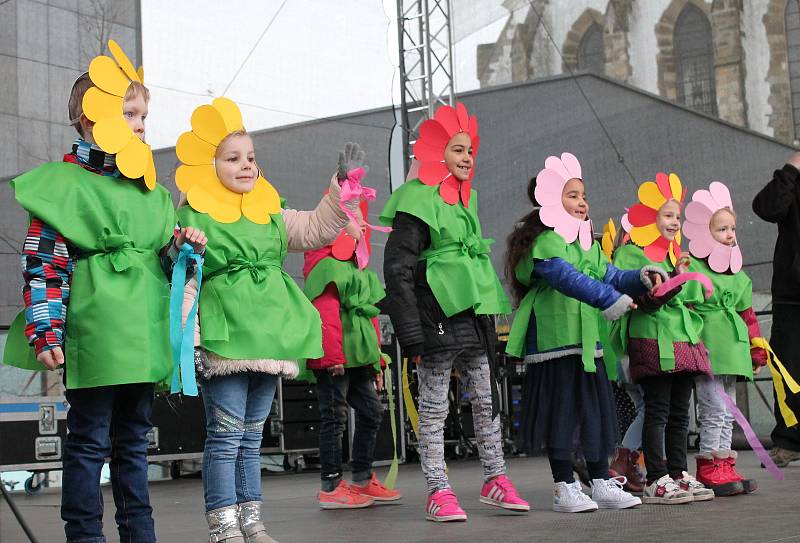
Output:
[206, 504, 245, 543]
[239, 501, 279, 543]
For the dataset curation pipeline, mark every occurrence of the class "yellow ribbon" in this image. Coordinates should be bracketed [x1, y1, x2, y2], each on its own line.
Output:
[402, 357, 419, 438]
[753, 336, 800, 427]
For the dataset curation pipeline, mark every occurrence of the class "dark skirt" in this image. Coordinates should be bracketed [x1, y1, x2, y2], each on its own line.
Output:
[518, 355, 618, 462]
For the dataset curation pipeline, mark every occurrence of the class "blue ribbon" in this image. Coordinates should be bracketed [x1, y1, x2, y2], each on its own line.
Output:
[169, 243, 203, 396]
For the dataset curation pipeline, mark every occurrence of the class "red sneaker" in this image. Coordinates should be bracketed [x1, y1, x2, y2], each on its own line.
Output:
[318, 480, 375, 509]
[352, 473, 402, 502]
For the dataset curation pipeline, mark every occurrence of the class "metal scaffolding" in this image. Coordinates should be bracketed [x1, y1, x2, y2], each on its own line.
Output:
[395, 0, 456, 174]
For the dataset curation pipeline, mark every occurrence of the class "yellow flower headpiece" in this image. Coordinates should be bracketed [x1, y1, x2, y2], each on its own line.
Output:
[175, 98, 281, 224]
[82, 39, 156, 189]
[622, 172, 687, 264]
[601, 218, 616, 262]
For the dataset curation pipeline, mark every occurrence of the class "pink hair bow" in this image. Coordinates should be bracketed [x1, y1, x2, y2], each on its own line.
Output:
[339, 167, 391, 270]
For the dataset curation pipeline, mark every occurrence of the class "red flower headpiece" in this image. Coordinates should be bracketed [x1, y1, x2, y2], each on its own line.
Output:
[412, 102, 480, 206]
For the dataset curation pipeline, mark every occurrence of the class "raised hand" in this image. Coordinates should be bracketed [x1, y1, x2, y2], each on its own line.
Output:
[336, 142, 369, 181]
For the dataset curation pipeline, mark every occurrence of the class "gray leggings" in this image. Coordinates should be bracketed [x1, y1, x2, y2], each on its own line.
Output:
[695, 374, 738, 453]
[416, 349, 506, 493]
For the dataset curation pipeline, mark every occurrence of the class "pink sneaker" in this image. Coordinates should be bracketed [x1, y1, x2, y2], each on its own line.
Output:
[480, 474, 530, 511]
[426, 488, 467, 522]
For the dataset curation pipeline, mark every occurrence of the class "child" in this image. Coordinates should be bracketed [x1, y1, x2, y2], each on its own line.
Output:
[2, 41, 206, 543]
[684, 181, 768, 495]
[303, 198, 402, 508]
[505, 154, 653, 513]
[381, 103, 528, 521]
[613, 172, 715, 504]
[176, 97, 360, 543]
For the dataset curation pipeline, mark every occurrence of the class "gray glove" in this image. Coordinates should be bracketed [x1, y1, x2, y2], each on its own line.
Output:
[640, 265, 669, 290]
[336, 142, 369, 180]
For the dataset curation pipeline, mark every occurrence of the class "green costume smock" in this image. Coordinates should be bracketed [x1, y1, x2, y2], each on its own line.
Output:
[505, 230, 613, 373]
[379, 179, 510, 317]
[177, 206, 323, 361]
[303, 256, 385, 372]
[3, 162, 175, 389]
[689, 256, 754, 378]
[611, 244, 705, 371]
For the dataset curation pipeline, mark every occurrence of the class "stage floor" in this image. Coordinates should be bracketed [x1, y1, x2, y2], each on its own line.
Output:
[2, 453, 799, 542]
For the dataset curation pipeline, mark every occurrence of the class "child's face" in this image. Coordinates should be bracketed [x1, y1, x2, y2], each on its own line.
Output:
[344, 207, 365, 240]
[214, 134, 257, 194]
[656, 200, 682, 241]
[561, 178, 588, 220]
[709, 209, 736, 246]
[123, 94, 148, 142]
[443, 132, 474, 181]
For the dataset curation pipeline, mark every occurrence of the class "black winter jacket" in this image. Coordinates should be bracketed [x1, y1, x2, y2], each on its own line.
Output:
[752, 164, 800, 304]
[381, 211, 493, 358]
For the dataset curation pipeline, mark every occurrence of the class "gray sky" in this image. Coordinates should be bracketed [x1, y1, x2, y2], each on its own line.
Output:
[141, 0, 506, 150]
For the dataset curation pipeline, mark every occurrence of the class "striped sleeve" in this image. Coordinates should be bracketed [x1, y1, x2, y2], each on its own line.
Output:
[21, 218, 75, 355]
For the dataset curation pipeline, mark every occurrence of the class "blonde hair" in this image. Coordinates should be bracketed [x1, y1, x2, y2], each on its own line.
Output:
[215, 129, 250, 157]
[711, 207, 736, 223]
[68, 76, 150, 137]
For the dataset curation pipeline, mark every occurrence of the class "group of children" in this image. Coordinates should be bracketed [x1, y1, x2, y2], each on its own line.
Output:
[0, 40, 774, 542]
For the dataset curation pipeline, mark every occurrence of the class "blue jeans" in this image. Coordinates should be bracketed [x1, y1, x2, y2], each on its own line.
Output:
[621, 383, 645, 451]
[62, 383, 155, 543]
[201, 372, 278, 511]
[313, 365, 383, 491]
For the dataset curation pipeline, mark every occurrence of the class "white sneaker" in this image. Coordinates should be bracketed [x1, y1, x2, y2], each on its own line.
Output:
[590, 477, 642, 509]
[642, 474, 693, 505]
[553, 481, 599, 513]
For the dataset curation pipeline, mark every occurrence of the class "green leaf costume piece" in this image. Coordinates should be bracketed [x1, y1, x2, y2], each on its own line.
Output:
[505, 230, 613, 374]
[3, 162, 175, 389]
[611, 244, 704, 371]
[303, 257, 385, 372]
[379, 180, 510, 317]
[689, 257, 753, 378]
[177, 207, 323, 361]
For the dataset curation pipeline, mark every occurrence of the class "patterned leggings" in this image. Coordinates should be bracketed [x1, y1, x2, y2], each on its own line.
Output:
[416, 349, 506, 493]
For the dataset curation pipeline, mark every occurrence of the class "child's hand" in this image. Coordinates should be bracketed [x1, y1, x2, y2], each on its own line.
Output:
[675, 252, 691, 274]
[374, 370, 384, 392]
[328, 364, 345, 376]
[37, 347, 64, 370]
[176, 227, 207, 254]
[336, 142, 369, 181]
[787, 151, 800, 170]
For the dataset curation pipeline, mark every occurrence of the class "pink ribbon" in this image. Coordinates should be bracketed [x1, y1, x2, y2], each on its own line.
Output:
[339, 167, 391, 270]
[653, 271, 713, 299]
[716, 383, 784, 481]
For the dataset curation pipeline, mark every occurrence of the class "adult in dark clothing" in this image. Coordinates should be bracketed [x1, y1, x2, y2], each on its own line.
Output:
[752, 153, 800, 466]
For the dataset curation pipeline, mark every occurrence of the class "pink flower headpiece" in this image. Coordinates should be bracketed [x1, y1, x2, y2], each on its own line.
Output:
[412, 102, 480, 207]
[682, 181, 742, 273]
[534, 152, 593, 250]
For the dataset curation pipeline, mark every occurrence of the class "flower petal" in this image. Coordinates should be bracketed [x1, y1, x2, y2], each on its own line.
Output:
[534, 171, 565, 206]
[668, 173, 683, 202]
[691, 189, 717, 213]
[108, 39, 141, 83]
[82, 87, 123, 122]
[418, 161, 450, 186]
[709, 181, 733, 210]
[413, 138, 445, 162]
[176, 164, 216, 193]
[416, 119, 450, 153]
[708, 244, 732, 273]
[460, 179, 471, 207]
[644, 236, 670, 262]
[684, 200, 713, 224]
[176, 131, 216, 166]
[688, 237, 712, 258]
[628, 204, 657, 227]
[433, 105, 460, 136]
[630, 223, 661, 247]
[578, 220, 593, 250]
[143, 152, 156, 190]
[637, 181, 666, 210]
[116, 137, 149, 180]
[93, 117, 133, 154]
[137, 65, 145, 82]
[729, 245, 743, 273]
[439, 176, 459, 205]
[455, 102, 469, 132]
[620, 213, 632, 232]
[212, 97, 244, 133]
[561, 152, 582, 180]
[471, 134, 480, 157]
[191, 104, 229, 146]
[468, 115, 479, 141]
[655, 172, 672, 201]
[89, 55, 130, 97]
[189, 181, 243, 223]
[544, 155, 570, 181]
[241, 176, 281, 224]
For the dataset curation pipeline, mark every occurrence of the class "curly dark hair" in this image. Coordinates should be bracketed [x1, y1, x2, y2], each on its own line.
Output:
[504, 176, 550, 306]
